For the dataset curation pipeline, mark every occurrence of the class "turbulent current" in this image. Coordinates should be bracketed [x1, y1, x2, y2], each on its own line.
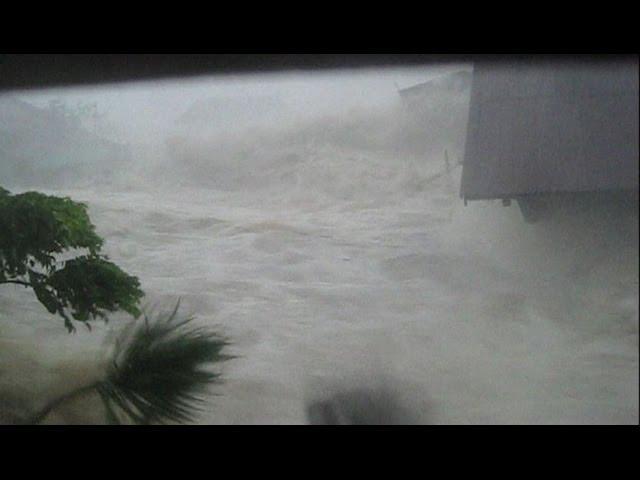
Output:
[1, 91, 638, 424]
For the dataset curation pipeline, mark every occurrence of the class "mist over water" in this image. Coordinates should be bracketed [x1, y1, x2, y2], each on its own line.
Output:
[1, 65, 637, 424]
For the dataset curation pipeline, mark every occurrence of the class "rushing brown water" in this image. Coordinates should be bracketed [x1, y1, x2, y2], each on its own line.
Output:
[1, 68, 637, 424]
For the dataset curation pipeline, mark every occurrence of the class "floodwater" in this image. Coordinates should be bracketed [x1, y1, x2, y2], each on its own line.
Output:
[0, 68, 638, 424]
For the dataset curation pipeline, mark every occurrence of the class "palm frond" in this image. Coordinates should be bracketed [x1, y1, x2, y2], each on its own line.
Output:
[95, 302, 234, 425]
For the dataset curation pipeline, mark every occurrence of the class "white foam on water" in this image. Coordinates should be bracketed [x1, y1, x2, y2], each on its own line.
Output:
[1, 68, 637, 424]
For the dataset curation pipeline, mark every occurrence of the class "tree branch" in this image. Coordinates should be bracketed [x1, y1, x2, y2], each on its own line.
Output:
[26, 381, 101, 425]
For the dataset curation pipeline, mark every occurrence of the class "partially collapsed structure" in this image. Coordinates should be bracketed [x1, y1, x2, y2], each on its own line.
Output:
[397, 70, 472, 162]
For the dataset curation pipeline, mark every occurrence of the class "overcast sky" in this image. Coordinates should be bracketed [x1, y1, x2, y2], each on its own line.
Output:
[16, 64, 471, 142]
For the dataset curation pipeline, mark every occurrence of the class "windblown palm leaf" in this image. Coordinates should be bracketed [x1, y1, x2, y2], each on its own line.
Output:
[95, 303, 234, 425]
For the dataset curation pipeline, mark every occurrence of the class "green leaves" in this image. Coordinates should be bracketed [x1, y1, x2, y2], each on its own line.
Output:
[96, 304, 234, 424]
[1, 187, 143, 332]
[0, 189, 103, 276]
[24, 303, 232, 425]
[2, 186, 234, 424]
[49, 256, 143, 321]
